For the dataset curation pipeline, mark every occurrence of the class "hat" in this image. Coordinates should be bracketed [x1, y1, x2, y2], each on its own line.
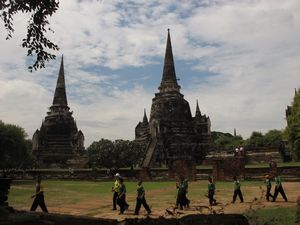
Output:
[114, 173, 121, 177]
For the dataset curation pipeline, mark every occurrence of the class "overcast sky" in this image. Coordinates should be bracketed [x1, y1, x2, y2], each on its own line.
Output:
[1, 0, 300, 146]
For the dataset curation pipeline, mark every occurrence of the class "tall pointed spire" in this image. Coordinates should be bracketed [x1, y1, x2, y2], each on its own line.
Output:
[142, 109, 148, 124]
[195, 100, 201, 117]
[158, 29, 180, 93]
[52, 56, 68, 106]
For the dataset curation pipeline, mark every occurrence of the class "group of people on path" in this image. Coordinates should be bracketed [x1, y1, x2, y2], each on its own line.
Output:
[206, 174, 288, 206]
[29, 173, 288, 214]
[112, 173, 151, 215]
[265, 174, 288, 202]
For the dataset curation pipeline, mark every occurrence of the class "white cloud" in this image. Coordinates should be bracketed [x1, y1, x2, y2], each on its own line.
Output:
[182, 0, 300, 136]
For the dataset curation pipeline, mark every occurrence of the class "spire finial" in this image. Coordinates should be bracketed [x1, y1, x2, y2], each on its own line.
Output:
[195, 100, 201, 116]
[52, 55, 68, 106]
[142, 108, 148, 124]
[158, 30, 180, 93]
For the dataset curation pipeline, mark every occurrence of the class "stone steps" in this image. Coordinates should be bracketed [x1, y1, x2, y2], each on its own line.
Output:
[142, 138, 157, 167]
[47, 142, 71, 146]
[196, 173, 210, 180]
[48, 146, 72, 151]
[47, 138, 70, 141]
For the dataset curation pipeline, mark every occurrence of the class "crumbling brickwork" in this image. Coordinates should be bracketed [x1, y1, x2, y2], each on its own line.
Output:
[212, 157, 245, 181]
[168, 160, 197, 180]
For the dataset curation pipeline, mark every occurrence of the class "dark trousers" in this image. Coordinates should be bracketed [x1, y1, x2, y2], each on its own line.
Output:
[134, 197, 151, 214]
[208, 190, 216, 205]
[232, 189, 244, 203]
[117, 195, 129, 213]
[117, 195, 126, 213]
[266, 187, 274, 201]
[30, 194, 48, 212]
[273, 185, 287, 201]
[176, 192, 189, 209]
[113, 192, 118, 210]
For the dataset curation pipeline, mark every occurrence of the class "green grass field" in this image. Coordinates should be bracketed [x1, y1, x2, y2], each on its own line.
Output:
[9, 180, 178, 209]
[8, 180, 300, 224]
[245, 161, 300, 168]
[196, 161, 300, 169]
[8, 180, 262, 209]
[247, 206, 298, 225]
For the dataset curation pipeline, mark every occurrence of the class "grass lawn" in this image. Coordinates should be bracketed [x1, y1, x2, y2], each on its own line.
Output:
[246, 206, 298, 225]
[196, 165, 213, 169]
[9, 180, 177, 209]
[197, 161, 300, 169]
[245, 161, 300, 168]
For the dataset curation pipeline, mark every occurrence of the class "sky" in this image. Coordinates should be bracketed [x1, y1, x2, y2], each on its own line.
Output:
[0, 0, 300, 147]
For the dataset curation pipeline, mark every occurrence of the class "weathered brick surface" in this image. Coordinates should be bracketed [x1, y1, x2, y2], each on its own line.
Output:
[212, 157, 245, 181]
[168, 160, 197, 180]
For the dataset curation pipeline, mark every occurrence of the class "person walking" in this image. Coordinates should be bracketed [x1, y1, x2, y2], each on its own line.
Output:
[117, 178, 129, 214]
[208, 176, 217, 206]
[264, 174, 274, 201]
[182, 178, 190, 208]
[134, 180, 151, 215]
[30, 176, 48, 212]
[232, 176, 244, 203]
[176, 176, 189, 209]
[272, 174, 288, 202]
[112, 173, 121, 210]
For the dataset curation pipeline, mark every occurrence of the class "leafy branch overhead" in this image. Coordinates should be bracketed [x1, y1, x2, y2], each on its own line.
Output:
[0, 0, 60, 71]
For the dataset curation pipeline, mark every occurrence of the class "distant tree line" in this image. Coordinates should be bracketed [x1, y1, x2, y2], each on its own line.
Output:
[87, 139, 146, 170]
[211, 129, 285, 151]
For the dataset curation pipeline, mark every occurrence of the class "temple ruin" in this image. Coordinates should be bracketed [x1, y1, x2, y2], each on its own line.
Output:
[135, 30, 211, 177]
[32, 57, 85, 168]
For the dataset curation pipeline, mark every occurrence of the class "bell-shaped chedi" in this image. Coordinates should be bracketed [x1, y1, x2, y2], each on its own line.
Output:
[135, 30, 211, 174]
[32, 57, 85, 168]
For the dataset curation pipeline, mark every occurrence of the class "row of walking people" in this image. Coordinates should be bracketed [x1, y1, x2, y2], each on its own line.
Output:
[29, 173, 288, 214]
[177, 174, 288, 209]
[112, 173, 151, 215]
[210, 174, 288, 206]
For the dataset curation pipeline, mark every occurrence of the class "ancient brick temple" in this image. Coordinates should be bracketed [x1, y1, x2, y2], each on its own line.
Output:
[135, 30, 211, 176]
[32, 57, 85, 168]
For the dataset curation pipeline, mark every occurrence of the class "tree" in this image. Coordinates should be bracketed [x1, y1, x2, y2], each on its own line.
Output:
[264, 129, 284, 147]
[87, 139, 146, 170]
[286, 89, 300, 160]
[0, 121, 34, 169]
[119, 140, 146, 169]
[244, 131, 265, 148]
[0, 0, 59, 71]
[211, 131, 244, 150]
[87, 139, 115, 169]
